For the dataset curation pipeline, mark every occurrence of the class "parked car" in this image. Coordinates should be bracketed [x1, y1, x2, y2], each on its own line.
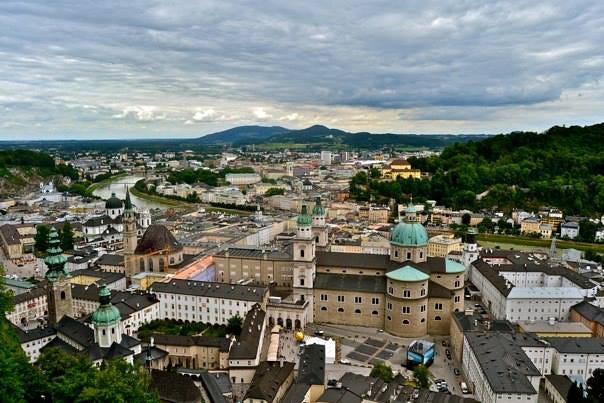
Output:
[314, 329, 325, 336]
[328, 379, 338, 387]
[339, 359, 351, 365]
[454, 368, 461, 376]
[460, 381, 470, 394]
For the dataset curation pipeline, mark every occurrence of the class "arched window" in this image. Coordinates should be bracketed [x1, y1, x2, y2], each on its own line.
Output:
[372, 310, 379, 315]
[315, 236, 319, 243]
[300, 248, 305, 258]
[60, 291, 66, 300]
[149, 258, 154, 272]
[170, 257, 175, 265]
[354, 309, 361, 314]
[387, 315, 392, 321]
[421, 318, 426, 323]
[337, 308, 344, 313]
[435, 316, 442, 321]
[402, 319, 410, 325]
[159, 258, 165, 272]
[321, 307, 327, 311]
[420, 252, 423, 258]
[407, 252, 412, 260]
[394, 250, 399, 258]
[403, 289, 411, 298]
[139, 258, 145, 272]
[454, 280, 461, 288]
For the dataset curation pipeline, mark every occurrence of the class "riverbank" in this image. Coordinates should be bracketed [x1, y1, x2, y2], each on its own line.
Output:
[87, 172, 130, 192]
[129, 186, 192, 208]
[477, 233, 604, 253]
[205, 206, 253, 216]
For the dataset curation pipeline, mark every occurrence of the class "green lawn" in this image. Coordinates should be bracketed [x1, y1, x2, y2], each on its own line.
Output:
[136, 319, 232, 340]
[477, 233, 604, 253]
[129, 187, 191, 208]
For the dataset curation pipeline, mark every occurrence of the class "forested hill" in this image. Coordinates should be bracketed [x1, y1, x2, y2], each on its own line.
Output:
[351, 123, 604, 216]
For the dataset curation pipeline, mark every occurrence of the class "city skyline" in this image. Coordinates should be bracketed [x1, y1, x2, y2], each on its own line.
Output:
[1, 1, 604, 139]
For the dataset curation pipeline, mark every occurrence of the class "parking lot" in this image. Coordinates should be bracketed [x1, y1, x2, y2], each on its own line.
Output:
[307, 323, 475, 399]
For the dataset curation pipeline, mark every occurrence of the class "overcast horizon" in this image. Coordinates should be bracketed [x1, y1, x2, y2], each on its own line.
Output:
[1, 1, 603, 140]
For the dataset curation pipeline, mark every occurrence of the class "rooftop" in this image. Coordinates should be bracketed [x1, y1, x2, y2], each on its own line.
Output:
[150, 279, 267, 302]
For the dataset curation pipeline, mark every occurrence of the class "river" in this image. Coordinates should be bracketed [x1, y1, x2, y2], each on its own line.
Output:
[92, 175, 168, 210]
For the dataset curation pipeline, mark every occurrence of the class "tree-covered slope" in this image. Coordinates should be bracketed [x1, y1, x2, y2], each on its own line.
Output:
[351, 123, 604, 216]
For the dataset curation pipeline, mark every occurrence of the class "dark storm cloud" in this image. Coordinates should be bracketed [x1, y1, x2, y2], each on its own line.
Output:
[0, 0, 603, 137]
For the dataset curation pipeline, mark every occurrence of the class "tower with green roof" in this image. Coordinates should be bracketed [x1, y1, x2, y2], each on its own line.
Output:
[44, 227, 73, 325]
[293, 204, 316, 314]
[311, 197, 329, 248]
[92, 284, 123, 347]
[389, 202, 428, 264]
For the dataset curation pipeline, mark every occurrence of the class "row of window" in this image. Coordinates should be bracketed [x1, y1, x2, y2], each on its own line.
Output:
[320, 294, 380, 305]
[320, 307, 379, 315]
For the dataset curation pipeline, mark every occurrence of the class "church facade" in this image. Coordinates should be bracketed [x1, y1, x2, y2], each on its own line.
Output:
[214, 200, 465, 338]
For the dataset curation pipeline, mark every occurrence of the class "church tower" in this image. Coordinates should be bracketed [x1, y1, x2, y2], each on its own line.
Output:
[45, 228, 73, 325]
[292, 205, 316, 317]
[311, 197, 329, 248]
[123, 188, 138, 278]
[92, 285, 123, 347]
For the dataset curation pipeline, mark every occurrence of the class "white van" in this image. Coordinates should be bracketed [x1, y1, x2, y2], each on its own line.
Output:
[460, 381, 470, 394]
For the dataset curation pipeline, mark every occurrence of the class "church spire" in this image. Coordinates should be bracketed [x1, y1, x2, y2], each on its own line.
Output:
[124, 187, 133, 210]
[44, 228, 68, 282]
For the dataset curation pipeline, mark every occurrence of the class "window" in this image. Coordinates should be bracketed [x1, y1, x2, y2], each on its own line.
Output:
[354, 309, 361, 314]
[435, 316, 442, 320]
[387, 302, 392, 310]
[454, 280, 461, 288]
[402, 306, 411, 314]
[148, 258, 154, 272]
[387, 315, 392, 321]
[300, 279, 305, 286]
[60, 291, 66, 300]
[435, 303, 443, 310]
[320, 294, 328, 301]
[407, 252, 411, 260]
[354, 296, 362, 304]
[372, 310, 379, 315]
[371, 297, 380, 305]
[139, 258, 145, 272]
[337, 308, 344, 313]
[388, 287, 394, 294]
[403, 289, 411, 298]
[321, 307, 327, 311]
[337, 295, 345, 302]
[403, 319, 410, 325]
[420, 288, 426, 296]
[421, 305, 426, 312]
[394, 250, 399, 258]
[300, 249, 305, 258]
[454, 296, 461, 303]
[159, 258, 165, 272]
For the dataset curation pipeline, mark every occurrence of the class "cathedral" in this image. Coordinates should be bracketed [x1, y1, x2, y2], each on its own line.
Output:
[82, 191, 151, 250]
[214, 199, 465, 338]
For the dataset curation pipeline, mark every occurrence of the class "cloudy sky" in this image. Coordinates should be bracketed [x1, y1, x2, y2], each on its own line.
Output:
[1, 1, 603, 139]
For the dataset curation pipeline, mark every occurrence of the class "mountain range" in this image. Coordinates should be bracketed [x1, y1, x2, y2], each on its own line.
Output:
[194, 124, 490, 149]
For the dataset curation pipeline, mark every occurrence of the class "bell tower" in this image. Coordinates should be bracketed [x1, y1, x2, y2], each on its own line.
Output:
[292, 205, 315, 317]
[123, 188, 138, 278]
[45, 228, 73, 325]
[311, 197, 329, 248]
[92, 285, 123, 347]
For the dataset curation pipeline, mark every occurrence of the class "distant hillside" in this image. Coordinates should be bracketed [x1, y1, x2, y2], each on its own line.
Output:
[195, 125, 290, 144]
[351, 122, 604, 217]
[196, 124, 490, 149]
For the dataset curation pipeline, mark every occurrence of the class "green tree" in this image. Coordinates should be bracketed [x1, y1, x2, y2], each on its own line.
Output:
[477, 217, 495, 234]
[226, 315, 243, 336]
[264, 187, 285, 197]
[78, 359, 159, 402]
[587, 368, 604, 403]
[461, 213, 471, 226]
[60, 222, 75, 251]
[567, 381, 587, 403]
[0, 267, 47, 402]
[578, 219, 598, 243]
[369, 167, 381, 178]
[370, 362, 394, 383]
[413, 364, 430, 389]
[34, 224, 50, 254]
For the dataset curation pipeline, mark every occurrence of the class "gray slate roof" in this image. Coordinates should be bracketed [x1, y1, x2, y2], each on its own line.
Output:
[150, 279, 267, 302]
[314, 272, 386, 293]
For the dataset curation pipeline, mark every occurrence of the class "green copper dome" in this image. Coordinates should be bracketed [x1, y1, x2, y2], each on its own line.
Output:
[390, 221, 428, 247]
[445, 259, 465, 274]
[312, 197, 325, 216]
[386, 265, 430, 282]
[92, 285, 121, 326]
[297, 205, 312, 226]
